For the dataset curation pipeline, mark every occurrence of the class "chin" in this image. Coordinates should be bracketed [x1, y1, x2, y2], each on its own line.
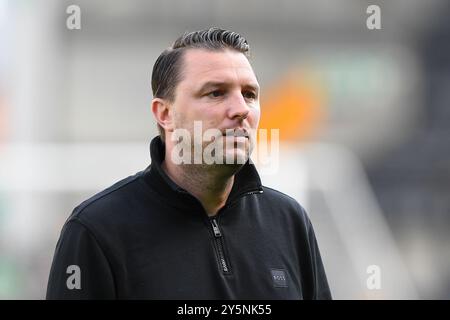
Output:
[223, 148, 249, 165]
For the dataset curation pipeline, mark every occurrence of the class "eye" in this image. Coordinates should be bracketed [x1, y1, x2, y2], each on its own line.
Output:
[207, 90, 225, 98]
[243, 91, 257, 100]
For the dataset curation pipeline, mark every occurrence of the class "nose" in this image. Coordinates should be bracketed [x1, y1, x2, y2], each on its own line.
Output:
[226, 91, 250, 121]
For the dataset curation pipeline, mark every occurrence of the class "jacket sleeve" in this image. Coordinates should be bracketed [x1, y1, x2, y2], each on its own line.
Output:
[46, 219, 116, 299]
[304, 214, 332, 300]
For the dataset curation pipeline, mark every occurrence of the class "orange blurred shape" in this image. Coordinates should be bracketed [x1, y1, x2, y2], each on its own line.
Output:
[258, 71, 325, 142]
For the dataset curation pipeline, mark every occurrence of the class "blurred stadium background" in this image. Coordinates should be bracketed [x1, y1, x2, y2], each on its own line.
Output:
[1, 0, 450, 299]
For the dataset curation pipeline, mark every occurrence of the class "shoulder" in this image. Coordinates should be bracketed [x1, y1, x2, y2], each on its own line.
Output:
[67, 171, 146, 229]
[260, 185, 311, 225]
[261, 186, 307, 213]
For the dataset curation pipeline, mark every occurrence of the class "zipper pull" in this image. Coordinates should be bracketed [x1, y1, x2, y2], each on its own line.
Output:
[211, 218, 222, 237]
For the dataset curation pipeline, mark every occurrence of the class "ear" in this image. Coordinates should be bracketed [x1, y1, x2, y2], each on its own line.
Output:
[151, 98, 175, 133]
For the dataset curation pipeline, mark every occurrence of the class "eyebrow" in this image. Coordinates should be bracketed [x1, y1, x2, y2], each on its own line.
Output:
[196, 81, 260, 94]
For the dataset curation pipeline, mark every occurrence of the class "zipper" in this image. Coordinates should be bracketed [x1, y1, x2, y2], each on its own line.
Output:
[224, 189, 264, 209]
[210, 218, 230, 273]
[243, 190, 264, 196]
[209, 189, 263, 273]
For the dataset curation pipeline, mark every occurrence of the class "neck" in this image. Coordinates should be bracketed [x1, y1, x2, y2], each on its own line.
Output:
[161, 158, 239, 217]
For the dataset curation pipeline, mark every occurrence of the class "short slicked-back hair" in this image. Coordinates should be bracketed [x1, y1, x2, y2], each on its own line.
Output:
[151, 28, 251, 141]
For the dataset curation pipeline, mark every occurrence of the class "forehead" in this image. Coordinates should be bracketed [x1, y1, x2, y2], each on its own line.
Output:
[178, 48, 258, 88]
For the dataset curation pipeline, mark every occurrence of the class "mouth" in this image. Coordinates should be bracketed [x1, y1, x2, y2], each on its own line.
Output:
[222, 128, 249, 139]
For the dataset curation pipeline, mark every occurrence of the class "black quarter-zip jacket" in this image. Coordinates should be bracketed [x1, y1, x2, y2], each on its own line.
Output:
[46, 136, 332, 300]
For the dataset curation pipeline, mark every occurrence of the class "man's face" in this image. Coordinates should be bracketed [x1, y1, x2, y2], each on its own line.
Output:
[170, 48, 260, 165]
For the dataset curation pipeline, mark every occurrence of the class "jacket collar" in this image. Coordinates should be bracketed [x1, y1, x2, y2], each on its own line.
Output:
[142, 135, 263, 211]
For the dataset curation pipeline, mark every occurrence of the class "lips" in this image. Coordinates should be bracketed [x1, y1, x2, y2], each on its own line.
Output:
[222, 128, 249, 138]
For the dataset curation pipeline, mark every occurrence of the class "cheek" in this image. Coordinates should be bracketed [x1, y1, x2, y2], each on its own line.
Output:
[248, 108, 261, 128]
[198, 108, 224, 129]
[172, 110, 187, 129]
[176, 104, 222, 131]
[172, 98, 198, 127]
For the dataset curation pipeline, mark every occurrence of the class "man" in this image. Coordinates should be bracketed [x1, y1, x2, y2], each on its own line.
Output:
[46, 28, 331, 299]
